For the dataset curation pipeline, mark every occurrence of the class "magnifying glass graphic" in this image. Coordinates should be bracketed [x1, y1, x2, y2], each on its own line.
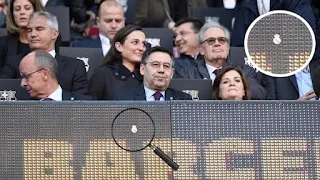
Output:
[111, 108, 179, 171]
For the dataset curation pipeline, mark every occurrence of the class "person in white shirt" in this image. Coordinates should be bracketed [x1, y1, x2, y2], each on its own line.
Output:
[19, 50, 92, 100]
[71, 0, 125, 56]
[231, 0, 315, 46]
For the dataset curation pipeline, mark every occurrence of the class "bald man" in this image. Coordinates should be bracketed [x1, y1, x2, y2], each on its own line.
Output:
[20, 50, 93, 100]
[71, 0, 125, 56]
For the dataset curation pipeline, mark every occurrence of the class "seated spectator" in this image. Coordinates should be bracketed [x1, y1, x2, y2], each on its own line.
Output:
[176, 22, 266, 99]
[135, 0, 174, 28]
[135, 0, 206, 28]
[116, 46, 192, 100]
[71, 0, 125, 57]
[231, 0, 316, 46]
[269, 64, 319, 100]
[19, 50, 92, 100]
[0, 11, 88, 94]
[212, 66, 250, 100]
[88, 25, 146, 100]
[0, 0, 45, 68]
[66, 0, 95, 31]
[173, 18, 203, 74]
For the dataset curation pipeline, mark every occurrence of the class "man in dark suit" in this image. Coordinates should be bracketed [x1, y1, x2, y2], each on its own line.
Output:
[231, 0, 315, 46]
[176, 21, 266, 99]
[269, 60, 320, 100]
[0, 11, 88, 95]
[71, 0, 125, 57]
[19, 50, 92, 100]
[173, 18, 204, 75]
[116, 46, 192, 100]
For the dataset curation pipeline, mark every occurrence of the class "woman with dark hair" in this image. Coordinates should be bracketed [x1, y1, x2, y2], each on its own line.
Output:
[88, 25, 147, 100]
[212, 67, 251, 100]
[0, 0, 45, 68]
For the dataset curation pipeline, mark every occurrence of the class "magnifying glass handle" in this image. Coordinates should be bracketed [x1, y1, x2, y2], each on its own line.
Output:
[153, 146, 179, 170]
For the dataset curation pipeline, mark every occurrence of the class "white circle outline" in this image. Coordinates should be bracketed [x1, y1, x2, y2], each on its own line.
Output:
[244, 10, 316, 78]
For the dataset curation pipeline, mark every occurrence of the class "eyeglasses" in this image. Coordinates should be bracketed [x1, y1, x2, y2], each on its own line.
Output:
[173, 30, 195, 40]
[201, 37, 229, 45]
[20, 68, 44, 82]
[145, 61, 172, 70]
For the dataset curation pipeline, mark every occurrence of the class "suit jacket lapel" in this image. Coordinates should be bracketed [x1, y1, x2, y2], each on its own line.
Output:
[97, 37, 103, 56]
[243, 0, 259, 17]
[197, 59, 210, 79]
[134, 86, 147, 100]
[165, 88, 174, 100]
[55, 55, 67, 76]
[45, 0, 55, 7]
[310, 62, 319, 91]
[62, 91, 72, 100]
[289, 75, 299, 91]
[97, 37, 103, 49]
[270, 0, 280, 10]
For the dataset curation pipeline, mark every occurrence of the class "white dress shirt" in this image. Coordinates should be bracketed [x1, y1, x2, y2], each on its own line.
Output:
[144, 86, 165, 101]
[48, 49, 56, 58]
[205, 63, 220, 81]
[257, 0, 270, 15]
[191, 52, 199, 60]
[40, 0, 49, 6]
[45, 85, 63, 101]
[223, 0, 236, 9]
[99, 34, 111, 56]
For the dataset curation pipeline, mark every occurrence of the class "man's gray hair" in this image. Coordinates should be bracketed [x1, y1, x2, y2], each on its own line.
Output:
[30, 11, 59, 31]
[34, 50, 58, 79]
[198, 22, 230, 44]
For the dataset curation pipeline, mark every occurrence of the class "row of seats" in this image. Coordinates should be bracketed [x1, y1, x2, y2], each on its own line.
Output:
[0, 27, 174, 55]
[0, 78, 213, 100]
[126, 0, 235, 30]
[58, 46, 247, 79]
[0, 6, 235, 43]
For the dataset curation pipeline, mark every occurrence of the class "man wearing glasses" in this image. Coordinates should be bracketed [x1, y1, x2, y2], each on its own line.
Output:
[177, 22, 266, 100]
[19, 50, 92, 101]
[116, 46, 192, 101]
